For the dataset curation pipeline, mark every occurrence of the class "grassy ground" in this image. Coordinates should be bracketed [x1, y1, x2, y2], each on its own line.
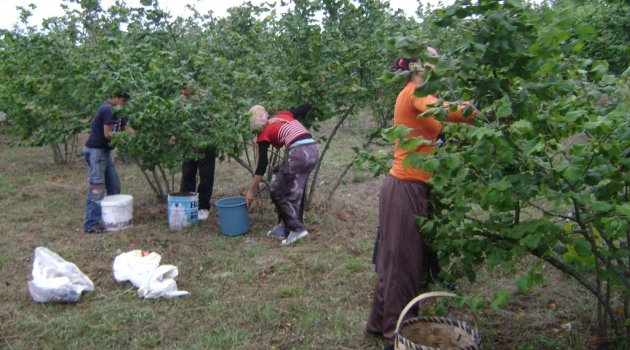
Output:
[0, 119, 597, 349]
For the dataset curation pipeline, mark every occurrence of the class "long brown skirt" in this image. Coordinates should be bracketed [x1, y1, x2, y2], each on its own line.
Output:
[366, 175, 429, 342]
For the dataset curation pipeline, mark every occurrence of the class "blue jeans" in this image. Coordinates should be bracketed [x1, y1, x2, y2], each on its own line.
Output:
[83, 147, 121, 231]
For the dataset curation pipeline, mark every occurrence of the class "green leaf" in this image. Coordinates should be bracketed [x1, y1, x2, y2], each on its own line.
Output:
[562, 166, 581, 183]
[516, 275, 532, 293]
[552, 242, 568, 255]
[446, 155, 462, 169]
[455, 167, 469, 179]
[496, 95, 512, 118]
[415, 79, 441, 97]
[590, 60, 609, 76]
[520, 233, 542, 249]
[565, 111, 584, 122]
[382, 125, 411, 142]
[510, 120, 532, 134]
[615, 204, 630, 216]
[399, 137, 426, 151]
[576, 24, 596, 39]
[573, 238, 592, 257]
[468, 297, 485, 310]
[591, 201, 612, 213]
[504, 226, 524, 239]
[487, 252, 503, 267]
[491, 290, 509, 310]
[494, 178, 512, 191]
[584, 120, 603, 131]
[423, 158, 440, 172]
[419, 221, 435, 234]
[462, 105, 474, 118]
[525, 141, 545, 155]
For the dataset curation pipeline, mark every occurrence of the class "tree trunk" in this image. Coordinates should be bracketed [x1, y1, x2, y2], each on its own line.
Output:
[307, 108, 353, 208]
[325, 128, 381, 207]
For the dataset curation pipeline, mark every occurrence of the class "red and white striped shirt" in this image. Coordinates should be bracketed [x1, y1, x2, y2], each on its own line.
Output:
[257, 111, 310, 149]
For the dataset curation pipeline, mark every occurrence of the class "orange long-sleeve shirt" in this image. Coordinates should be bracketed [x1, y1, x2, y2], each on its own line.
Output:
[390, 82, 473, 184]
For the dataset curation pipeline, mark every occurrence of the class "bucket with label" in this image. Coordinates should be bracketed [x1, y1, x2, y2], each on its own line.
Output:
[215, 197, 249, 236]
[101, 194, 133, 231]
[167, 192, 198, 229]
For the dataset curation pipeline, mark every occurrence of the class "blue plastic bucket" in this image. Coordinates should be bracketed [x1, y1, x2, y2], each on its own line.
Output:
[167, 192, 198, 229]
[215, 197, 249, 236]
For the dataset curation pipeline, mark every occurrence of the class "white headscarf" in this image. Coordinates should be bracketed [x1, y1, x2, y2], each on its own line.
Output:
[249, 105, 269, 132]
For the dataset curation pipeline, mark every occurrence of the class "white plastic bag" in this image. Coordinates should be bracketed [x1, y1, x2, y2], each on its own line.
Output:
[27, 247, 95, 303]
[137, 265, 190, 300]
[112, 250, 161, 288]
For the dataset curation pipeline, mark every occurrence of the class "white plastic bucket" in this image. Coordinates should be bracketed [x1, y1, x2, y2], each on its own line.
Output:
[101, 194, 133, 231]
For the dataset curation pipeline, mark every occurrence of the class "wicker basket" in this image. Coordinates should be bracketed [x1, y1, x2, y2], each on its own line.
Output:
[394, 292, 481, 350]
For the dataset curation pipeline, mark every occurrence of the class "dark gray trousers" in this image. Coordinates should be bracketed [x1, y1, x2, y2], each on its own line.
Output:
[269, 143, 319, 232]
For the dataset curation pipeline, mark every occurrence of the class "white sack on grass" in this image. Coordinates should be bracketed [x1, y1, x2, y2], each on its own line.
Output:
[112, 250, 189, 299]
[138, 265, 190, 299]
[28, 247, 94, 303]
[112, 250, 161, 288]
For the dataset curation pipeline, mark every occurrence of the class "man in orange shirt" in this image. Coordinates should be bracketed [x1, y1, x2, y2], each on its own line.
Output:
[366, 49, 474, 349]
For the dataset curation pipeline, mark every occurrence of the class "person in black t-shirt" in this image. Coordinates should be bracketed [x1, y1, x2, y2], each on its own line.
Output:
[83, 91, 135, 233]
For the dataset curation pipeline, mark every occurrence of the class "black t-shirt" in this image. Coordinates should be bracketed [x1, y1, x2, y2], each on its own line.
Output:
[85, 102, 127, 149]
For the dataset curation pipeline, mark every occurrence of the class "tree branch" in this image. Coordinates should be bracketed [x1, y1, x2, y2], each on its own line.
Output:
[325, 127, 381, 206]
[307, 107, 354, 207]
[134, 158, 159, 196]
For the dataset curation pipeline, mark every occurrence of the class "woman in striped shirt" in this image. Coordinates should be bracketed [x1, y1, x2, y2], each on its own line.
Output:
[246, 104, 319, 246]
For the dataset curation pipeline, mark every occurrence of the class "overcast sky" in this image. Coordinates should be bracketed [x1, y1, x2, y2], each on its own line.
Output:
[0, 0, 454, 30]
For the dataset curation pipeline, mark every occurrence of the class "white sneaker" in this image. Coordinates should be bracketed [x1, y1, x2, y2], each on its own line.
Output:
[281, 230, 308, 246]
[198, 209, 209, 221]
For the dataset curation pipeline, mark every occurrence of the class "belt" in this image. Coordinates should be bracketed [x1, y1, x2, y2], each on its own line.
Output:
[289, 138, 316, 149]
